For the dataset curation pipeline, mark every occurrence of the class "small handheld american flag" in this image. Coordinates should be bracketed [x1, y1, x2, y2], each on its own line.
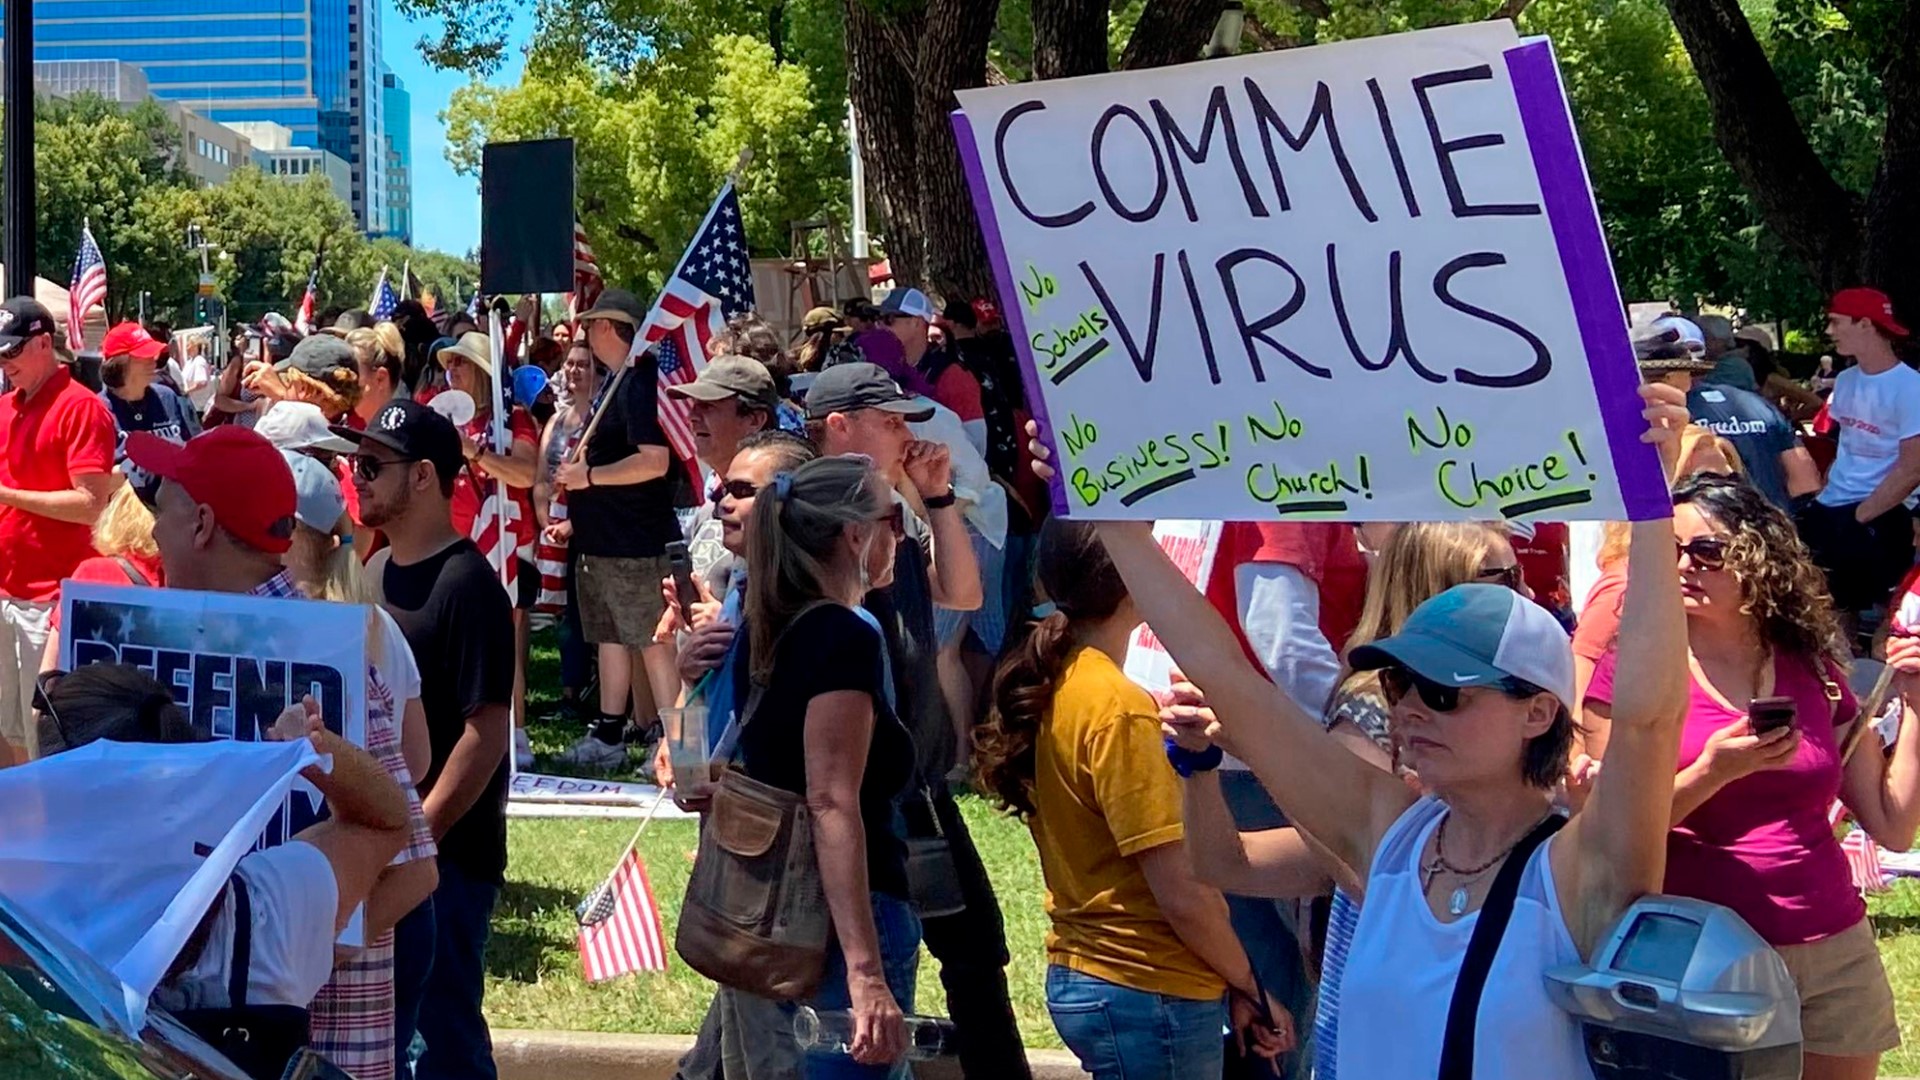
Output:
[637, 182, 755, 485]
[576, 848, 670, 981]
[67, 223, 107, 352]
[568, 220, 604, 325]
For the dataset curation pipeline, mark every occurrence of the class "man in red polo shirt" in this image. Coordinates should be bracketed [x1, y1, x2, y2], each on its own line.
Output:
[0, 297, 117, 758]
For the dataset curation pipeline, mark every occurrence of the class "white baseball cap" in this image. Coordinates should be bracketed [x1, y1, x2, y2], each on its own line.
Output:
[257, 401, 358, 454]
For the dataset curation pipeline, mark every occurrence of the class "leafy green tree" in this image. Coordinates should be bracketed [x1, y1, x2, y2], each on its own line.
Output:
[444, 32, 844, 293]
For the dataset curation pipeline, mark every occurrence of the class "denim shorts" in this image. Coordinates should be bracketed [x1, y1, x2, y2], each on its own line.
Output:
[1045, 965, 1225, 1080]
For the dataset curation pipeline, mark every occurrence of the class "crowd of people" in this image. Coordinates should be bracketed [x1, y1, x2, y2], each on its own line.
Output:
[0, 277, 1917, 1080]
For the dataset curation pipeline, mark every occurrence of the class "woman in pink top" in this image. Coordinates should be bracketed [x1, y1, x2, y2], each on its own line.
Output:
[1584, 473, 1920, 1079]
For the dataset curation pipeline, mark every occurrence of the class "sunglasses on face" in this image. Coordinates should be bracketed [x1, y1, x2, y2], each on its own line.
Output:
[1380, 666, 1544, 713]
[350, 454, 422, 483]
[1675, 536, 1729, 571]
[875, 503, 905, 538]
[1476, 564, 1524, 591]
[712, 478, 760, 504]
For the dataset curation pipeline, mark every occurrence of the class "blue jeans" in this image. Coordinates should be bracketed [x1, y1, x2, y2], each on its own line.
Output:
[1045, 966, 1225, 1080]
[1219, 770, 1313, 1080]
[391, 895, 436, 1078]
[714, 892, 922, 1080]
[413, 860, 500, 1080]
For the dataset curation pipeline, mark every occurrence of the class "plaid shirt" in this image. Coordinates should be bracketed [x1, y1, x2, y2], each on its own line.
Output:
[250, 573, 436, 1080]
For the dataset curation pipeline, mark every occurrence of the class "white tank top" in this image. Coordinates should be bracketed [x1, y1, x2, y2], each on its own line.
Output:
[1336, 796, 1594, 1079]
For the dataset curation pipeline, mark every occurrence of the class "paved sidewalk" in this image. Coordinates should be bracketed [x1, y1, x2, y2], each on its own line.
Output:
[494, 1029, 1091, 1080]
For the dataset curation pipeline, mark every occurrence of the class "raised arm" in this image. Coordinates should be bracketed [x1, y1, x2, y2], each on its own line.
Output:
[1094, 520, 1410, 877]
[1843, 637, 1920, 850]
[1555, 383, 1693, 957]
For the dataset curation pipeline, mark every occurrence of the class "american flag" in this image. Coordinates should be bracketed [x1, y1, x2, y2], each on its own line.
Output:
[567, 220, 604, 325]
[293, 245, 323, 335]
[636, 182, 753, 481]
[369, 268, 399, 320]
[67, 224, 107, 352]
[466, 289, 483, 321]
[577, 849, 669, 981]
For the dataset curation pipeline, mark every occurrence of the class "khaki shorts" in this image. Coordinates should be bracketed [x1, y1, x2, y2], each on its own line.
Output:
[1776, 917, 1901, 1057]
[576, 553, 671, 647]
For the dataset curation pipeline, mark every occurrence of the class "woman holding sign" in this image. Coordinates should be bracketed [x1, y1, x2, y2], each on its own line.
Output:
[1028, 381, 1692, 1077]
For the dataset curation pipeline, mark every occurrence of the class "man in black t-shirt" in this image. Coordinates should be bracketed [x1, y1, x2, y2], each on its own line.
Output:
[552, 288, 685, 771]
[337, 399, 513, 1080]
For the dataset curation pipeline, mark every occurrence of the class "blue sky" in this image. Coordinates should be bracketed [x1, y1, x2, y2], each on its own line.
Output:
[384, 3, 532, 257]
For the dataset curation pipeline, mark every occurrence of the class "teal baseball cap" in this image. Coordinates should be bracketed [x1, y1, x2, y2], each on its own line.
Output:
[1348, 584, 1575, 706]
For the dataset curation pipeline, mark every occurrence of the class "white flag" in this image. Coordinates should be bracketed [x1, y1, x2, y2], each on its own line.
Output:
[0, 738, 324, 1033]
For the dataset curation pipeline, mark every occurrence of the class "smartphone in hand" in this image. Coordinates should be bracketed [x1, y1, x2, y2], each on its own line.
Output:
[1748, 695, 1797, 737]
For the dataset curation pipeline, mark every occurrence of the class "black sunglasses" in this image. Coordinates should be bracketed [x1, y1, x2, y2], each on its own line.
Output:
[350, 454, 422, 483]
[1476, 564, 1524, 591]
[1380, 666, 1545, 713]
[1676, 536, 1729, 571]
[876, 502, 905, 538]
[712, 478, 760, 504]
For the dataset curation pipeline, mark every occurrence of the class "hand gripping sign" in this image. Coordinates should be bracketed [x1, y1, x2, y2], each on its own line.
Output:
[952, 23, 1668, 523]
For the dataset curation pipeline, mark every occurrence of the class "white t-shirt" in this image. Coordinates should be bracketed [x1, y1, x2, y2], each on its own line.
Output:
[150, 840, 339, 1012]
[909, 396, 1008, 548]
[1818, 362, 1920, 506]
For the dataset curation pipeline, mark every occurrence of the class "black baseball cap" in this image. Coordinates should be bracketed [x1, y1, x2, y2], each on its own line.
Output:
[330, 398, 465, 481]
[0, 297, 57, 354]
[578, 288, 646, 327]
[276, 333, 357, 380]
[805, 362, 933, 422]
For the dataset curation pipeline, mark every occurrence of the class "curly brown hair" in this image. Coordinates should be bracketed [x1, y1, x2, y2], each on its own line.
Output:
[974, 519, 1126, 818]
[1671, 473, 1846, 662]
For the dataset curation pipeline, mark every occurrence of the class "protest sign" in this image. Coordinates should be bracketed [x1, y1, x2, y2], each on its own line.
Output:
[1122, 520, 1222, 693]
[58, 582, 370, 939]
[952, 25, 1667, 523]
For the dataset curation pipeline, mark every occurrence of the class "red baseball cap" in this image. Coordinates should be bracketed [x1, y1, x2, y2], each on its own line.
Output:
[1829, 287, 1909, 338]
[100, 321, 166, 360]
[126, 427, 297, 554]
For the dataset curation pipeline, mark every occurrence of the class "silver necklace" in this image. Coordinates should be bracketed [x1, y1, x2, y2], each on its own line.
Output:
[1421, 812, 1550, 915]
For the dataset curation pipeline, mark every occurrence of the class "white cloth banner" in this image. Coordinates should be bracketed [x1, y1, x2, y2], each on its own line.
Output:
[0, 738, 324, 1033]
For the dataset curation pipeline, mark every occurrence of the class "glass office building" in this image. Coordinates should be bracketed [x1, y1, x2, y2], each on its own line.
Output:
[2, 0, 388, 233]
[381, 69, 410, 244]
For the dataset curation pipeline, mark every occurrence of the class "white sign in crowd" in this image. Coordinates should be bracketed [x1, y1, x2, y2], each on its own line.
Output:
[953, 22, 1669, 524]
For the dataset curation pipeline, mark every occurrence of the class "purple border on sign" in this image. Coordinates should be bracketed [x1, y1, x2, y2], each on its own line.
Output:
[1505, 41, 1669, 521]
[950, 107, 1072, 517]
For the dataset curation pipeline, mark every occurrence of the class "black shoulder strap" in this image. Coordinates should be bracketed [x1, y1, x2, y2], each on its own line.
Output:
[1436, 813, 1567, 1080]
[226, 874, 252, 1010]
[113, 556, 149, 586]
[716, 600, 837, 762]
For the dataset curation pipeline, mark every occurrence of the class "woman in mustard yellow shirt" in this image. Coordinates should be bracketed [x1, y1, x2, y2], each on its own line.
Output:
[973, 519, 1292, 1080]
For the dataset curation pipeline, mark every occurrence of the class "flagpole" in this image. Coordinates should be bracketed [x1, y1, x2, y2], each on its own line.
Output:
[567, 149, 752, 465]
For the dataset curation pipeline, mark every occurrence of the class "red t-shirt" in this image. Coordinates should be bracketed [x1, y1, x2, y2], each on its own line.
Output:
[450, 406, 539, 550]
[1203, 522, 1368, 670]
[49, 552, 168, 632]
[1511, 521, 1571, 614]
[0, 369, 116, 601]
[929, 364, 984, 424]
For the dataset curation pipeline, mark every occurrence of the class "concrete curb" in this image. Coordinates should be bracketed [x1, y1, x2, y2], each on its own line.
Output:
[494, 1029, 1091, 1080]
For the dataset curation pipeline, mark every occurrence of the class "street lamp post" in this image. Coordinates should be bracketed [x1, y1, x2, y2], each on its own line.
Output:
[4, 0, 35, 296]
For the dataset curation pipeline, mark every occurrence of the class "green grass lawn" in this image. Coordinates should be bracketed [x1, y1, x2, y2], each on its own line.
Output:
[500, 629, 1920, 1073]
[485, 799, 1059, 1049]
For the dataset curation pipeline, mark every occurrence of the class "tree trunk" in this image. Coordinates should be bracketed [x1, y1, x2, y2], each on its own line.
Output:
[1664, 0, 1863, 294]
[844, 0, 928, 288]
[1864, 0, 1920, 322]
[1031, 0, 1110, 80]
[1120, 0, 1225, 70]
[916, 0, 1003, 301]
